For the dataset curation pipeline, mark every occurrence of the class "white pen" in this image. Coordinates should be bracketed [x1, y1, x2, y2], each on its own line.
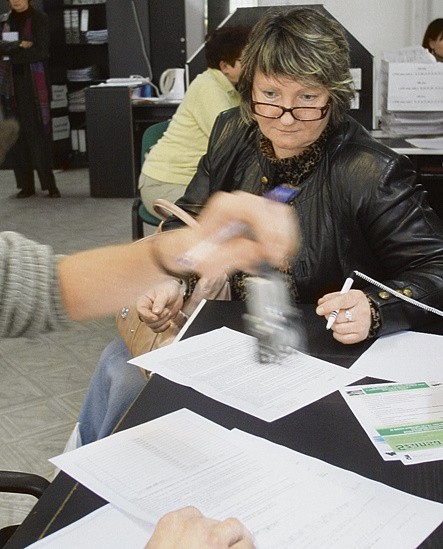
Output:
[326, 276, 354, 330]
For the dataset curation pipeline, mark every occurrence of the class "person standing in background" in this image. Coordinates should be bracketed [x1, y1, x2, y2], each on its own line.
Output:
[0, 0, 60, 198]
[139, 25, 250, 216]
[422, 19, 443, 61]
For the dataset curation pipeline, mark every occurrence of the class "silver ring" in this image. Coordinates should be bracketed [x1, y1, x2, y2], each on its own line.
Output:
[344, 310, 353, 322]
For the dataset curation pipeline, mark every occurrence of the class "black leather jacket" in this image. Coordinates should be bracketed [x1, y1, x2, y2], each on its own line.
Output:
[165, 107, 443, 336]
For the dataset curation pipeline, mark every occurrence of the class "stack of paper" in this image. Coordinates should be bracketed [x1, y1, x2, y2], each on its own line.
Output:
[85, 29, 108, 44]
[66, 65, 100, 82]
[68, 88, 86, 112]
[42, 409, 443, 548]
[380, 46, 443, 136]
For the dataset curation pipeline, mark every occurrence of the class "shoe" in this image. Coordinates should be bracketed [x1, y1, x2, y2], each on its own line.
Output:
[48, 187, 61, 198]
[16, 189, 35, 198]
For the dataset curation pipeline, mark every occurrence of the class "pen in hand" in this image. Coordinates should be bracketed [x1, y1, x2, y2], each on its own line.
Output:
[326, 276, 354, 330]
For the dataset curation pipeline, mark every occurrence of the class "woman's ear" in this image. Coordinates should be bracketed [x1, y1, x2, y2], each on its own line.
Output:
[219, 60, 229, 75]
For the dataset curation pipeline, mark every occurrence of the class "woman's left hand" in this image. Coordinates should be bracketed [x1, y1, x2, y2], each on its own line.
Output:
[20, 40, 32, 48]
[316, 289, 371, 344]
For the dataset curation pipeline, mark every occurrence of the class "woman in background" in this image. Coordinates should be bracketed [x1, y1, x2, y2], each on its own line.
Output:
[139, 25, 250, 216]
[0, 0, 60, 198]
[422, 19, 443, 61]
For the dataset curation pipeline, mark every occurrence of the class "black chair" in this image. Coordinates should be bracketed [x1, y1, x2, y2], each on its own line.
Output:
[0, 470, 50, 547]
[132, 119, 171, 240]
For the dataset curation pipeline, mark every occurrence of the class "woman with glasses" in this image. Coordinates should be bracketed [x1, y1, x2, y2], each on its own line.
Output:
[73, 6, 443, 451]
[159, 6, 443, 345]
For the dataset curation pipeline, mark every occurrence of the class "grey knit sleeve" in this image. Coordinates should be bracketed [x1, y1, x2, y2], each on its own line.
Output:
[0, 232, 69, 338]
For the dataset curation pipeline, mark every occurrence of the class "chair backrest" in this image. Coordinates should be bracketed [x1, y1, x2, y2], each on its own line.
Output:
[141, 119, 170, 164]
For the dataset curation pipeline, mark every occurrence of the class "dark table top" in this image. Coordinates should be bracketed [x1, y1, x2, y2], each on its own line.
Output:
[6, 301, 443, 548]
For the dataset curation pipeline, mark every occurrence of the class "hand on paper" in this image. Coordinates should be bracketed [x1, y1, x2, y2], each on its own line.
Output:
[136, 279, 184, 333]
[146, 506, 255, 549]
[316, 289, 371, 344]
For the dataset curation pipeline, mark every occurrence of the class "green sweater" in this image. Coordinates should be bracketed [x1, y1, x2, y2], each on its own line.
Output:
[141, 68, 240, 186]
[0, 232, 67, 337]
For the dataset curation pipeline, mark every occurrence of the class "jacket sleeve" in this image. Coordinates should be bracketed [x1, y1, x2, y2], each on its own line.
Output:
[0, 232, 68, 337]
[341, 151, 443, 335]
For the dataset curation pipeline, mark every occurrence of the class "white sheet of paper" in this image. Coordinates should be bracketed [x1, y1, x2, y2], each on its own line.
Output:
[230, 429, 443, 547]
[50, 409, 443, 549]
[341, 381, 443, 465]
[2, 31, 18, 42]
[28, 505, 153, 548]
[349, 331, 443, 382]
[406, 136, 443, 150]
[129, 327, 362, 421]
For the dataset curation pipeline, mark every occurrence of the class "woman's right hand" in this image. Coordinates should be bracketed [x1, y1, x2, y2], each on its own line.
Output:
[136, 279, 184, 333]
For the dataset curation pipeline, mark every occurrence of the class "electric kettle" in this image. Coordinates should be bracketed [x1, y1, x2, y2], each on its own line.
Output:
[159, 68, 185, 100]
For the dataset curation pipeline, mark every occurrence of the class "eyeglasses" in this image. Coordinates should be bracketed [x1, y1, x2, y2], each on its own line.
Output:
[251, 99, 331, 121]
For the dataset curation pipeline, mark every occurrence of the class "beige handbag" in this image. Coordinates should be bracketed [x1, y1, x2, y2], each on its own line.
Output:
[116, 199, 231, 358]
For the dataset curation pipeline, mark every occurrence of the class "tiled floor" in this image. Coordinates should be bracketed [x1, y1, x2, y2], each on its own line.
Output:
[0, 168, 149, 529]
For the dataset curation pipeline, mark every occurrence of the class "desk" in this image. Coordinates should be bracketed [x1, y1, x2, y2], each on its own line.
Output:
[85, 87, 178, 198]
[6, 302, 443, 548]
[373, 131, 443, 219]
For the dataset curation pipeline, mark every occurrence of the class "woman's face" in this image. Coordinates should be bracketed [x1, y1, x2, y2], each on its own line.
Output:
[429, 33, 443, 60]
[251, 71, 331, 159]
[9, 0, 30, 12]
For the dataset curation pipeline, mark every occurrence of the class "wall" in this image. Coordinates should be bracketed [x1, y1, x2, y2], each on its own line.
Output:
[255, 0, 440, 59]
[254, 0, 441, 122]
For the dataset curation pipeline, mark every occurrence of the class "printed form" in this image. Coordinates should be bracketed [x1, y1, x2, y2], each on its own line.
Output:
[130, 327, 362, 421]
[49, 409, 443, 548]
[341, 381, 443, 465]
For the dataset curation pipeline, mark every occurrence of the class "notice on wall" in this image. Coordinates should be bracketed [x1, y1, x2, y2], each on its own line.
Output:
[52, 115, 70, 141]
[51, 85, 68, 109]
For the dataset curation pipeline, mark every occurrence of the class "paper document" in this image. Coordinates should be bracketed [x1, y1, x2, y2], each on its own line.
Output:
[405, 136, 443, 150]
[51, 409, 443, 548]
[130, 327, 362, 421]
[350, 331, 443, 382]
[341, 381, 443, 465]
[28, 505, 153, 548]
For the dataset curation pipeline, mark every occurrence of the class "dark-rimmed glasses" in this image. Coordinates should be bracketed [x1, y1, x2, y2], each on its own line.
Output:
[251, 99, 331, 121]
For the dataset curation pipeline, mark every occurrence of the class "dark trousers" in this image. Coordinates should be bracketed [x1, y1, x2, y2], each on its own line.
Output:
[9, 67, 57, 192]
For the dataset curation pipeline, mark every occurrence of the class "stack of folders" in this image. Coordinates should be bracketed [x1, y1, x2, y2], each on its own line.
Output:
[67, 65, 100, 82]
[85, 29, 108, 44]
[64, 0, 105, 4]
[68, 88, 86, 112]
[380, 46, 443, 136]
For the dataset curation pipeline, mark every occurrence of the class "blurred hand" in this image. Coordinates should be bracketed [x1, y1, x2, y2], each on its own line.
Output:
[136, 279, 184, 333]
[146, 506, 255, 549]
[316, 289, 371, 344]
[155, 191, 300, 279]
[20, 40, 33, 48]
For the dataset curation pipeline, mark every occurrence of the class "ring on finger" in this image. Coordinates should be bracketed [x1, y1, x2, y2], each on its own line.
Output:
[344, 310, 353, 322]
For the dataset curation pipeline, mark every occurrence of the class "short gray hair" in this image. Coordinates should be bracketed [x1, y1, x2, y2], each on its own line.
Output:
[238, 7, 355, 126]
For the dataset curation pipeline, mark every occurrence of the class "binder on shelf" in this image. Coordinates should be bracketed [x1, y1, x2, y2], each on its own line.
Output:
[71, 9, 80, 44]
[78, 129, 87, 153]
[63, 9, 72, 44]
[71, 129, 79, 151]
[80, 9, 89, 34]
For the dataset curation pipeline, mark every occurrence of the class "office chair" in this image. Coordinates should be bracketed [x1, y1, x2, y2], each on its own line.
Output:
[132, 119, 171, 240]
[0, 470, 50, 547]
